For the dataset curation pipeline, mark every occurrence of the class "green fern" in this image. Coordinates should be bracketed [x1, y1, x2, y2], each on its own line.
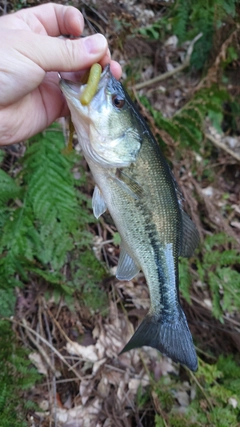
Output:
[138, 18, 169, 41]
[0, 320, 40, 426]
[196, 233, 240, 320]
[179, 232, 240, 322]
[140, 85, 228, 151]
[172, 0, 191, 43]
[152, 354, 240, 427]
[172, 0, 237, 69]
[138, 0, 237, 70]
[188, 357, 240, 426]
[22, 127, 81, 268]
[0, 124, 106, 316]
[0, 169, 20, 206]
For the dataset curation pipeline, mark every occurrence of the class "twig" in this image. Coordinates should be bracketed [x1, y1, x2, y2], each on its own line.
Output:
[195, 346, 217, 361]
[190, 295, 240, 328]
[195, 26, 240, 92]
[40, 378, 79, 387]
[205, 133, 240, 163]
[45, 308, 94, 374]
[22, 318, 56, 374]
[80, 0, 108, 25]
[45, 307, 75, 345]
[188, 369, 214, 413]
[42, 304, 58, 427]
[133, 33, 203, 90]
[10, 318, 84, 381]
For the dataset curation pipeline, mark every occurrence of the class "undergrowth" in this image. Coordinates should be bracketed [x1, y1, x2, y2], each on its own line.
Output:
[139, 85, 229, 151]
[172, 0, 237, 69]
[137, 0, 240, 328]
[0, 0, 240, 425]
[180, 232, 240, 321]
[138, 0, 237, 70]
[0, 125, 109, 423]
[0, 320, 40, 426]
[136, 1, 240, 425]
[151, 355, 240, 426]
[0, 125, 107, 316]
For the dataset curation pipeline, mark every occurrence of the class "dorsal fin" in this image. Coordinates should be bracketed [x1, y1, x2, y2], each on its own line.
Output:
[179, 210, 200, 257]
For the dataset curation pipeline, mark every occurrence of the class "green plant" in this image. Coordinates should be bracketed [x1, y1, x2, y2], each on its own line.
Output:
[172, 0, 237, 69]
[179, 257, 193, 304]
[70, 251, 108, 313]
[179, 232, 240, 321]
[151, 355, 240, 427]
[136, 0, 237, 70]
[0, 320, 40, 426]
[196, 233, 240, 321]
[0, 125, 107, 316]
[138, 18, 169, 41]
[140, 85, 229, 151]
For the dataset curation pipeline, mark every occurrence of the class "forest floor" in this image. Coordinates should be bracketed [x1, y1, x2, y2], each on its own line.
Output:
[1, 0, 240, 426]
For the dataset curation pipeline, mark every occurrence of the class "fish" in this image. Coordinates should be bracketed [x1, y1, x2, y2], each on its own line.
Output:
[60, 65, 200, 371]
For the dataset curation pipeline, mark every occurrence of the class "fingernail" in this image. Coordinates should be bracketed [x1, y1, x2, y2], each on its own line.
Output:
[84, 34, 107, 54]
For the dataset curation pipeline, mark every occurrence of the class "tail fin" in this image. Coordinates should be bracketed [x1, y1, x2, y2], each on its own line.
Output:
[121, 306, 198, 371]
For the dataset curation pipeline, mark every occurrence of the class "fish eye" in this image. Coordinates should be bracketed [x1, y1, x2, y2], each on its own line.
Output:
[112, 94, 125, 109]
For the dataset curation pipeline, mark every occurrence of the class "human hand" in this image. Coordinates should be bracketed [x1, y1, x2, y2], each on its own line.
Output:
[0, 3, 122, 145]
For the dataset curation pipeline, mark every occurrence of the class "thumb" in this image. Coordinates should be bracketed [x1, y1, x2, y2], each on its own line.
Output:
[19, 32, 109, 72]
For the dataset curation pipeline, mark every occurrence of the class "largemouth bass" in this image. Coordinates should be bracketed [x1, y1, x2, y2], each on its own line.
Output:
[60, 65, 199, 371]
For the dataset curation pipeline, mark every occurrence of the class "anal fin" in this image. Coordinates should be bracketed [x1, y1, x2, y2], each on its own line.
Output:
[92, 186, 107, 219]
[116, 245, 140, 281]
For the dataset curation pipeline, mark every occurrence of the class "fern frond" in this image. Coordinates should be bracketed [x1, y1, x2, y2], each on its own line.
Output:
[172, 0, 191, 43]
[0, 169, 20, 206]
[21, 127, 88, 269]
[172, 0, 237, 69]
[23, 130, 78, 227]
[0, 124, 99, 315]
[197, 233, 240, 320]
[0, 321, 40, 426]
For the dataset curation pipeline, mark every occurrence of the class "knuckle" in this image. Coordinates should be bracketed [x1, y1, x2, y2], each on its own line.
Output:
[63, 39, 79, 67]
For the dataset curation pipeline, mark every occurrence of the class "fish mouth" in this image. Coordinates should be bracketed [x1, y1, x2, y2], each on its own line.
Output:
[59, 64, 111, 101]
[59, 78, 81, 95]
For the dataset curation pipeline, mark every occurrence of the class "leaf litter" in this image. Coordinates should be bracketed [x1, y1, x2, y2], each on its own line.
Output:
[18, 287, 181, 427]
[2, 0, 240, 425]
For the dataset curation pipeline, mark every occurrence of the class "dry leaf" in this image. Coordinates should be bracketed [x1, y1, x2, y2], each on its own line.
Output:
[66, 342, 98, 362]
[29, 352, 47, 375]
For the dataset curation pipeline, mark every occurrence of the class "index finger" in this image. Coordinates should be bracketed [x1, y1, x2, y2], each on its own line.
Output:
[17, 3, 84, 37]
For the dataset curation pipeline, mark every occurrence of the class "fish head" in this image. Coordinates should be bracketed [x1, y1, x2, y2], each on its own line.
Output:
[60, 65, 142, 168]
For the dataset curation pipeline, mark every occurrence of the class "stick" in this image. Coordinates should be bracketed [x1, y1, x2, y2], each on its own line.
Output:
[11, 318, 84, 381]
[133, 33, 203, 91]
[206, 133, 240, 162]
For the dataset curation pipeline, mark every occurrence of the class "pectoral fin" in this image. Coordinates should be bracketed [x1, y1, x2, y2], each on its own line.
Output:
[116, 244, 140, 281]
[179, 210, 200, 257]
[92, 186, 107, 219]
[111, 170, 143, 201]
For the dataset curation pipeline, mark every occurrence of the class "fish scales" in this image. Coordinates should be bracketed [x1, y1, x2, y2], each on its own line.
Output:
[98, 142, 180, 311]
[60, 65, 200, 371]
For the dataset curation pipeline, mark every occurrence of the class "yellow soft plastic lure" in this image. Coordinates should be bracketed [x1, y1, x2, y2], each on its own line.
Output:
[80, 63, 102, 105]
[64, 64, 102, 153]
